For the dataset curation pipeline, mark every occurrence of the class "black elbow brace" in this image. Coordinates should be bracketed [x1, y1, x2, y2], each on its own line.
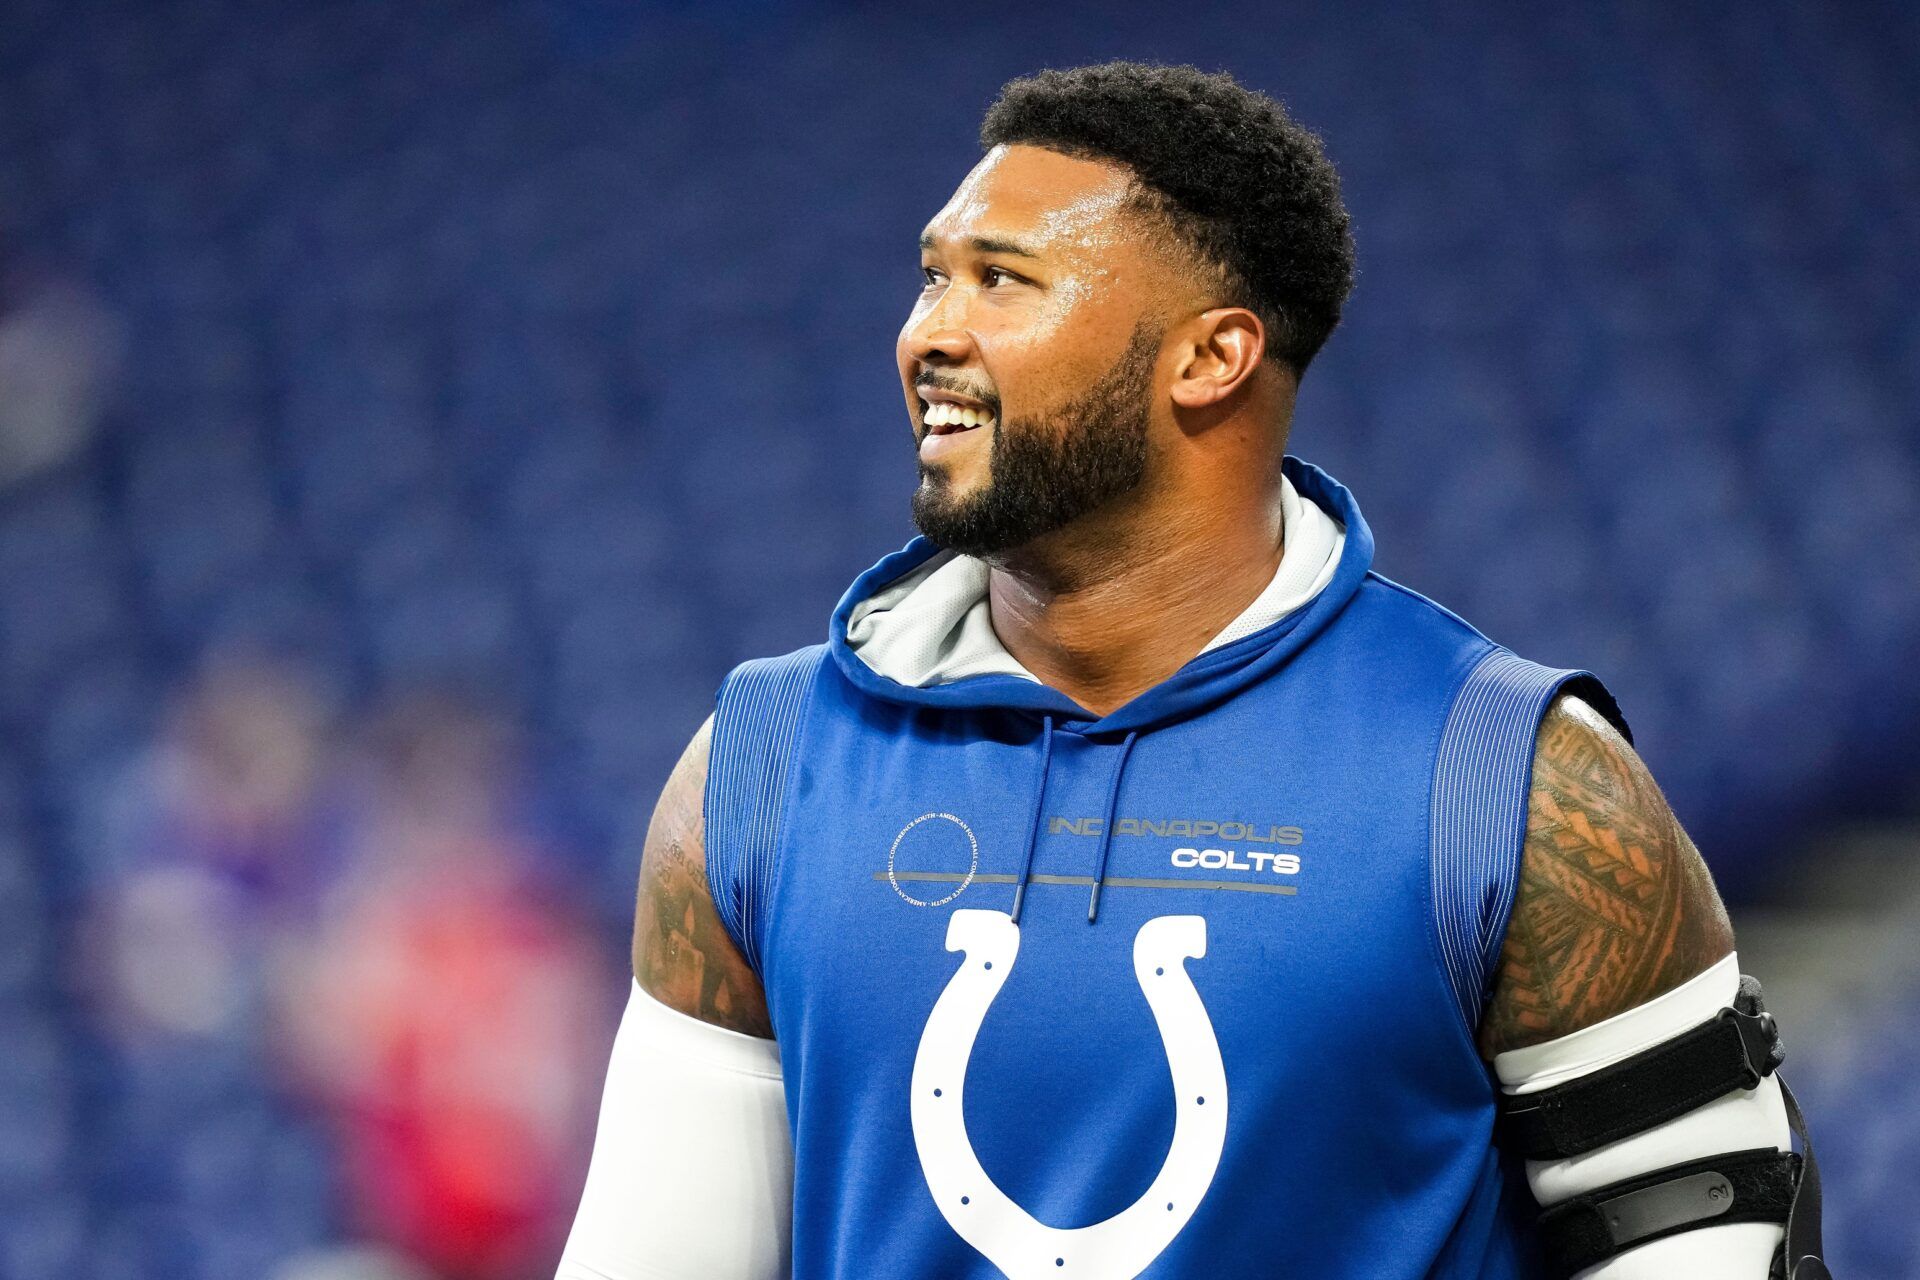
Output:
[1494, 976, 1830, 1279]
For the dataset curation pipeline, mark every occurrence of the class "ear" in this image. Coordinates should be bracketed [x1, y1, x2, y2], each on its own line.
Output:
[1168, 307, 1268, 410]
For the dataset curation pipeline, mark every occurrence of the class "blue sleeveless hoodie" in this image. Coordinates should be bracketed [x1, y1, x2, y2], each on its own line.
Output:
[705, 458, 1624, 1280]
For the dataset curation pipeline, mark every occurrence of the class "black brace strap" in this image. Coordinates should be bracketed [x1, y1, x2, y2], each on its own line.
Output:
[1540, 1146, 1799, 1276]
[1776, 1077, 1830, 1280]
[1499, 976, 1784, 1160]
[1498, 976, 1829, 1277]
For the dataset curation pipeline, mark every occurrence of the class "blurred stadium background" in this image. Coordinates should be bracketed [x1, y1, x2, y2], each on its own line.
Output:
[0, 1, 1914, 1276]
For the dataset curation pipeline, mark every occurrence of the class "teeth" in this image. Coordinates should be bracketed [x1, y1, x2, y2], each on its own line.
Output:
[923, 401, 994, 430]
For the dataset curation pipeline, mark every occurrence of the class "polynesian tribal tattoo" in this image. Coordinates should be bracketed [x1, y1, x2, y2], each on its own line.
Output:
[1479, 695, 1735, 1058]
[632, 715, 775, 1037]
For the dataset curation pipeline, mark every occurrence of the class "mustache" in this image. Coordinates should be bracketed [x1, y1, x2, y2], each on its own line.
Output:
[913, 376, 1000, 413]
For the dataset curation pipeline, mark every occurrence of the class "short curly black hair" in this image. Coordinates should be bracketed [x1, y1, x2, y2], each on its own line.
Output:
[981, 61, 1354, 376]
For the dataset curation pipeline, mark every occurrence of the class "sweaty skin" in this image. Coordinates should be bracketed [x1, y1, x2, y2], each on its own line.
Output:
[902, 144, 1293, 719]
[632, 147, 1742, 1075]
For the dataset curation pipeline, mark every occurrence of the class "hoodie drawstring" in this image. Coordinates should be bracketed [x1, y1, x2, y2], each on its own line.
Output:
[1087, 730, 1139, 924]
[1010, 718, 1140, 925]
[1009, 713, 1054, 925]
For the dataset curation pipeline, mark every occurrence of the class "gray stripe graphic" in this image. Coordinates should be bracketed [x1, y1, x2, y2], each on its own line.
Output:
[885, 872, 1021, 884]
[876, 871, 1297, 896]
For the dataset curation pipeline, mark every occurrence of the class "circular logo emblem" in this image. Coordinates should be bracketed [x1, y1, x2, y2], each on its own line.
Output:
[888, 812, 980, 908]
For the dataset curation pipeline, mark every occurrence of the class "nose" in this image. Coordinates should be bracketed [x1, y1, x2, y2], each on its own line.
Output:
[902, 290, 976, 367]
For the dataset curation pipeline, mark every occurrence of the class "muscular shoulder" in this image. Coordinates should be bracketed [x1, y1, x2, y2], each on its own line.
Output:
[631, 714, 773, 1037]
[1477, 694, 1734, 1058]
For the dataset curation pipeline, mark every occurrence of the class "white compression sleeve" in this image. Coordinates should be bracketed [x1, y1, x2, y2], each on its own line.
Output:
[556, 980, 793, 1280]
[1493, 953, 1790, 1279]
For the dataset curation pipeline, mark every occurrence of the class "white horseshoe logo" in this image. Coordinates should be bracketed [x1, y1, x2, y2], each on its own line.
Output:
[910, 909, 1228, 1279]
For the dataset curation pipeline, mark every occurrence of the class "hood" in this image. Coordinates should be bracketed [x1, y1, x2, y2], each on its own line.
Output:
[824, 456, 1377, 924]
[829, 457, 1375, 735]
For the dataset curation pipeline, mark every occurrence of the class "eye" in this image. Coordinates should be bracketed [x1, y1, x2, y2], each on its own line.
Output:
[920, 266, 945, 289]
[983, 265, 1019, 287]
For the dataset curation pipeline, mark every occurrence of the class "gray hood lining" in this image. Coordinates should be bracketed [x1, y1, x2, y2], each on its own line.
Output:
[845, 475, 1346, 689]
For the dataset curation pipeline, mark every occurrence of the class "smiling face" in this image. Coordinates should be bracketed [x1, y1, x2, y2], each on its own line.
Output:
[900, 144, 1194, 557]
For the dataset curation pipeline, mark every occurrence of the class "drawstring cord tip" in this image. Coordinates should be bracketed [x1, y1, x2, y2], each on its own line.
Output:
[1011, 714, 1053, 929]
[1085, 729, 1138, 927]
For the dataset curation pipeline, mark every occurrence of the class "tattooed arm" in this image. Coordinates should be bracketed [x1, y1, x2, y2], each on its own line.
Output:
[631, 715, 774, 1038]
[559, 716, 790, 1278]
[1479, 695, 1734, 1057]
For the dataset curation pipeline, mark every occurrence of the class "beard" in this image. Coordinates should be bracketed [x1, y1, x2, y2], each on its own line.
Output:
[911, 319, 1162, 558]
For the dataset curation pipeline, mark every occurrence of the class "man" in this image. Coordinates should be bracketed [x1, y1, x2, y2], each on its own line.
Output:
[559, 62, 1825, 1279]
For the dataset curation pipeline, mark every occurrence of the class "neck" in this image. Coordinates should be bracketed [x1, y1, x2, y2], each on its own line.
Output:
[986, 480, 1287, 718]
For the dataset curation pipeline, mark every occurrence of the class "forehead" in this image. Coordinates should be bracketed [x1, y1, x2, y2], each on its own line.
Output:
[920, 143, 1145, 259]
